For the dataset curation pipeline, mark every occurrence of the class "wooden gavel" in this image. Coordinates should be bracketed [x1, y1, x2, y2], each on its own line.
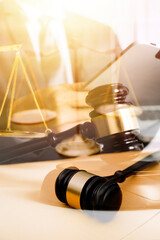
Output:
[55, 150, 160, 211]
[0, 83, 144, 164]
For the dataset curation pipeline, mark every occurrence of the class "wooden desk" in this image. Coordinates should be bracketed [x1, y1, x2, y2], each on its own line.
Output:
[0, 152, 160, 240]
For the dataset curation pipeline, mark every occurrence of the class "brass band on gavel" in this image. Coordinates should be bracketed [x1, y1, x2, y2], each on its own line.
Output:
[90, 106, 139, 139]
[66, 171, 94, 209]
[86, 83, 140, 138]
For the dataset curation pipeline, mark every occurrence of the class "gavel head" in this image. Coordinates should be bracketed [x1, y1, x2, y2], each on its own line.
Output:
[84, 83, 144, 153]
[85, 83, 138, 138]
[55, 167, 122, 211]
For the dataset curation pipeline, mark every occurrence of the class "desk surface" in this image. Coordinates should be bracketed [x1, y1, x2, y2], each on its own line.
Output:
[0, 152, 160, 240]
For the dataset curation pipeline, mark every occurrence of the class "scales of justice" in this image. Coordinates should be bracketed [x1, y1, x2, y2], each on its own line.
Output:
[0, 44, 57, 138]
[0, 42, 144, 162]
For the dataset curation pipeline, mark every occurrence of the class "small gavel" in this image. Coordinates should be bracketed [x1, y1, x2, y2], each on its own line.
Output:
[55, 151, 160, 210]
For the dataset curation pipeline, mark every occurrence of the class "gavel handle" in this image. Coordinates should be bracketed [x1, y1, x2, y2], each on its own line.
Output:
[108, 151, 160, 183]
[0, 122, 96, 163]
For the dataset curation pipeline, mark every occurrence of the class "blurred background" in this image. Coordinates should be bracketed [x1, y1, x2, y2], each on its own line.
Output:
[29, 0, 160, 49]
[0, 0, 160, 135]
